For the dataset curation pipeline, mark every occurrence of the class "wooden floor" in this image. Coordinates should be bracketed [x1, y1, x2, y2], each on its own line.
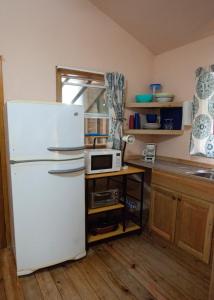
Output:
[0, 233, 211, 300]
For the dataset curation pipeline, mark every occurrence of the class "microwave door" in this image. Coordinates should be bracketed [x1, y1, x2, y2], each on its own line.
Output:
[91, 154, 113, 172]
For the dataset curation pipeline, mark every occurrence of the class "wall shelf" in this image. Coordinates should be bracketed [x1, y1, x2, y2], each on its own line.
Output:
[126, 102, 183, 108]
[125, 129, 184, 135]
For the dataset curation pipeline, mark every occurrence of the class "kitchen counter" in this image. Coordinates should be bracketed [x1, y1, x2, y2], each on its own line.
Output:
[126, 158, 214, 183]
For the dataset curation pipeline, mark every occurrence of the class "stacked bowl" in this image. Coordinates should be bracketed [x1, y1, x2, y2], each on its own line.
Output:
[154, 93, 174, 102]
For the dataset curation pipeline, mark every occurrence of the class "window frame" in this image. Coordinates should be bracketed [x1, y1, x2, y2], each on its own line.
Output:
[56, 67, 110, 148]
[56, 67, 105, 102]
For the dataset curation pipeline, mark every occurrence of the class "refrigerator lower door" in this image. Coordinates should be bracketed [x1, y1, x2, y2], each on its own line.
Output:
[10, 159, 85, 276]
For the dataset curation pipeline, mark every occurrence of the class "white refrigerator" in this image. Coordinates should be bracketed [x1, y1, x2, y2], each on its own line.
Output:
[5, 101, 86, 276]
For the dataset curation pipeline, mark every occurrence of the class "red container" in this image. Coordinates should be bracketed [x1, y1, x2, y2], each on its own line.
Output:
[129, 115, 134, 129]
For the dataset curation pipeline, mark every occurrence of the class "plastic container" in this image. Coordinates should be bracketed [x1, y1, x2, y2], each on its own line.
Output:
[150, 83, 162, 91]
[134, 113, 140, 129]
[135, 94, 153, 103]
[129, 115, 134, 129]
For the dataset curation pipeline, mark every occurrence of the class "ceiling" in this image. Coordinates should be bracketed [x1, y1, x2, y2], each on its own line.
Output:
[89, 0, 214, 54]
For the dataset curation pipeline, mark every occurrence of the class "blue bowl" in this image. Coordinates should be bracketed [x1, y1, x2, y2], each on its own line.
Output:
[135, 94, 153, 103]
[146, 114, 157, 123]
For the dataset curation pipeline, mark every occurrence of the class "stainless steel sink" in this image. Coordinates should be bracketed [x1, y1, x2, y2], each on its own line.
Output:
[187, 170, 214, 180]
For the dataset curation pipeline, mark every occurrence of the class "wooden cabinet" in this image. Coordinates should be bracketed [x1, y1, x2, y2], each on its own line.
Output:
[150, 171, 214, 263]
[175, 194, 213, 263]
[150, 186, 177, 242]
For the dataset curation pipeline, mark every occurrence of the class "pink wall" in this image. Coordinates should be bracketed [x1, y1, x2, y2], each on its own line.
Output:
[0, 0, 154, 158]
[2, 0, 214, 164]
[0, 0, 153, 102]
[153, 35, 214, 165]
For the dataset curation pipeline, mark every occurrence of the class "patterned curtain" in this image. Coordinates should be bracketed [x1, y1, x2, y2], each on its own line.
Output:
[190, 65, 214, 158]
[105, 72, 125, 150]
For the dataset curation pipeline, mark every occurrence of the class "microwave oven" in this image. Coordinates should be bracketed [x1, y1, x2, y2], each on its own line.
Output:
[85, 149, 121, 174]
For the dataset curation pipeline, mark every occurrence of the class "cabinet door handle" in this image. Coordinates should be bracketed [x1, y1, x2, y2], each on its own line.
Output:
[178, 197, 181, 202]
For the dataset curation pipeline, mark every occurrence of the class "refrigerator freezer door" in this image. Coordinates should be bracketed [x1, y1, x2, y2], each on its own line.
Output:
[10, 159, 85, 275]
[6, 101, 84, 161]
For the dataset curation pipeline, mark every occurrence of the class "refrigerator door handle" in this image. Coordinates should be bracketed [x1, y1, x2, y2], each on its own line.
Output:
[48, 166, 85, 175]
[47, 146, 84, 152]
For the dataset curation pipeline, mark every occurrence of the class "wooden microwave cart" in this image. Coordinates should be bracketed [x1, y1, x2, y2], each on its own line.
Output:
[85, 166, 145, 248]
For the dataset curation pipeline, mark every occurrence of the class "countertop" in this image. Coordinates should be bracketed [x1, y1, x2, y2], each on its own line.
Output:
[126, 158, 214, 183]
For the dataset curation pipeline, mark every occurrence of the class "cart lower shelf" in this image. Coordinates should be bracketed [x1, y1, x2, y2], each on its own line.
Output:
[88, 223, 141, 244]
[88, 203, 124, 215]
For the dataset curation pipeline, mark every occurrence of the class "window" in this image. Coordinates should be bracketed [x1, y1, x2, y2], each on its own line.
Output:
[56, 67, 109, 147]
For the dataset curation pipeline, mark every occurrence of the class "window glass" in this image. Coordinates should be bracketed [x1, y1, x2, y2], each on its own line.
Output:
[61, 76, 108, 115]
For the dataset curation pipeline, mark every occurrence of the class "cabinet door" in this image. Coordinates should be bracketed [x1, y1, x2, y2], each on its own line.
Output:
[175, 195, 214, 263]
[150, 185, 178, 242]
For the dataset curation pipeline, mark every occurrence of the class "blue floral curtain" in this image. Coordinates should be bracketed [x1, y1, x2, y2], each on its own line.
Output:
[190, 65, 214, 158]
[105, 72, 125, 150]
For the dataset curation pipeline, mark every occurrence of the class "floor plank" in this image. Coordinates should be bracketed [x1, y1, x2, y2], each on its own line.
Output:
[50, 266, 81, 300]
[143, 233, 211, 281]
[0, 278, 7, 300]
[94, 246, 157, 300]
[35, 270, 62, 300]
[0, 233, 210, 300]
[86, 250, 139, 300]
[102, 243, 168, 300]
[74, 258, 120, 299]
[117, 237, 208, 300]
[20, 274, 43, 300]
[0, 248, 24, 300]
[65, 261, 100, 300]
